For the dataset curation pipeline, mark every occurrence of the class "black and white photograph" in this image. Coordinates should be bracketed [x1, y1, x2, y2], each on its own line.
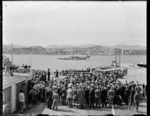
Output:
[2, 1, 146, 115]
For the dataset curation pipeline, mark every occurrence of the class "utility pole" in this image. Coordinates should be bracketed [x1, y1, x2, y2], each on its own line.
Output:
[11, 43, 13, 65]
[115, 48, 117, 70]
[119, 51, 121, 67]
[30, 52, 32, 72]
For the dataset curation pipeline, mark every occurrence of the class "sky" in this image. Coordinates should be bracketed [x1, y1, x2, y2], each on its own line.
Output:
[3, 1, 146, 47]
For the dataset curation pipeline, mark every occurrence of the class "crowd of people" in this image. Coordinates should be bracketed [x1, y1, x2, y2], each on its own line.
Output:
[24, 67, 146, 113]
[3, 58, 20, 76]
[3, 59, 31, 75]
[14, 64, 31, 73]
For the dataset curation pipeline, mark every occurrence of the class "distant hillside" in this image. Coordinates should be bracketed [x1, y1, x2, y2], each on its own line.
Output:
[111, 44, 146, 50]
[3, 44, 146, 55]
[4, 44, 28, 48]
[46, 44, 96, 48]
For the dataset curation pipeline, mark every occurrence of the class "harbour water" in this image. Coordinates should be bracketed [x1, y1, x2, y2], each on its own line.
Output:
[4, 54, 146, 72]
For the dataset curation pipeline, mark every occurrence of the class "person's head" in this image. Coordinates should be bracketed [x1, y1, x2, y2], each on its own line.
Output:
[96, 86, 99, 89]
[54, 89, 57, 93]
[20, 90, 23, 93]
[69, 85, 72, 89]
[132, 81, 134, 84]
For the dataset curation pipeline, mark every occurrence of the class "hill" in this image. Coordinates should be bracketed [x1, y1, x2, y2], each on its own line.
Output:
[3, 44, 146, 55]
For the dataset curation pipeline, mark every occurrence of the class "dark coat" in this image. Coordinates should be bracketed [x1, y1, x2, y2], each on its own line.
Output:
[85, 89, 90, 100]
[46, 89, 53, 102]
[89, 89, 95, 101]
[77, 89, 85, 105]
[125, 88, 131, 98]
[95, 89, 100, 99]
[61, 88, 67, 98]
[100, 89, 107, 98]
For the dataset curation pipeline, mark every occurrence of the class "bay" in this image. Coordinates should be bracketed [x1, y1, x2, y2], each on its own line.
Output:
[4, 54, 146, 72]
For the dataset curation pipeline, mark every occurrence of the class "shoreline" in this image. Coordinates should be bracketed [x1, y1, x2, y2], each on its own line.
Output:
[118, 67, 146, 84]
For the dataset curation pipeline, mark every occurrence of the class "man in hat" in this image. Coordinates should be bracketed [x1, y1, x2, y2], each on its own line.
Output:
[55, 70, 59, 78]
[95, 86, 100, 108]
[67, 85, 74, 108]
[60, 86, 66, 105]
[134, 89, 141, 112]
[135, 84, 142, 95]
[47, 68, 51, 81]
[57, 85, 62, 105]
[89, 86, 95, 109]
[129, 86, 136, 109]
[45, 84, 50, 104]
[115, 85, 122, 106]
[52, 89, 59, 111]
[100, 86, 107, 108]
[77, 85, 85, 109]
[125, 86, 131, 105]
[46, 86, 53, 109]
[85, 86, 90, 108]
[72, 86, 77, 106]
[107, 87, 115, 108]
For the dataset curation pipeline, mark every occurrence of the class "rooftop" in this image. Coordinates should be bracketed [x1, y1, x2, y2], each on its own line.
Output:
[3, 72, 32, 89]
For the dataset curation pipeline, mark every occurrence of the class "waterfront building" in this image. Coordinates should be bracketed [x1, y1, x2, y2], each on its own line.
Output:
[3, 73, 32, 114]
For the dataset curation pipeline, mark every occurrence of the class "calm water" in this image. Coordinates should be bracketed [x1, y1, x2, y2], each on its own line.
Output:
[4, 54, 146, 72]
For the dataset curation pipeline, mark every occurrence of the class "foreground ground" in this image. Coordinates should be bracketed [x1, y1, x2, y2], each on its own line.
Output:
[23, 100, 146, 115]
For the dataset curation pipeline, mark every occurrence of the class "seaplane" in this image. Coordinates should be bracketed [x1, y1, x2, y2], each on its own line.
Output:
[58, 54, 90, 60]
[137, 63, 146, 68]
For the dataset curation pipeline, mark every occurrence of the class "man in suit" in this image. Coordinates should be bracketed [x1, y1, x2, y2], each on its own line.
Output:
[95, 86, 100, 108]
[100, 86, 107, 108]
[115, 85, 122, 106]
[125, 86, 131, 105]
[61, 86, 67, 105]
[134, 90, 141, 112]
[47, 68, 51, 81]
[129, 86, 136, 109]
[89, 86, 95, 109]
[67, 86, 74, 108]
[52, 89, 59, 111]
[46, 86, 53, 109]
[77, 85, 85, 109]
[107, 87, 115, 108]
[85, 86, 90, 108]
[73, 86, 77, 106]
[55, 70, 59, 78]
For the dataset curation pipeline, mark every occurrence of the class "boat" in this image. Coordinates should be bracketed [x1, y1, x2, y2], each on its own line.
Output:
[137, 63, 146, 68]
[58, 54, 90, 60]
